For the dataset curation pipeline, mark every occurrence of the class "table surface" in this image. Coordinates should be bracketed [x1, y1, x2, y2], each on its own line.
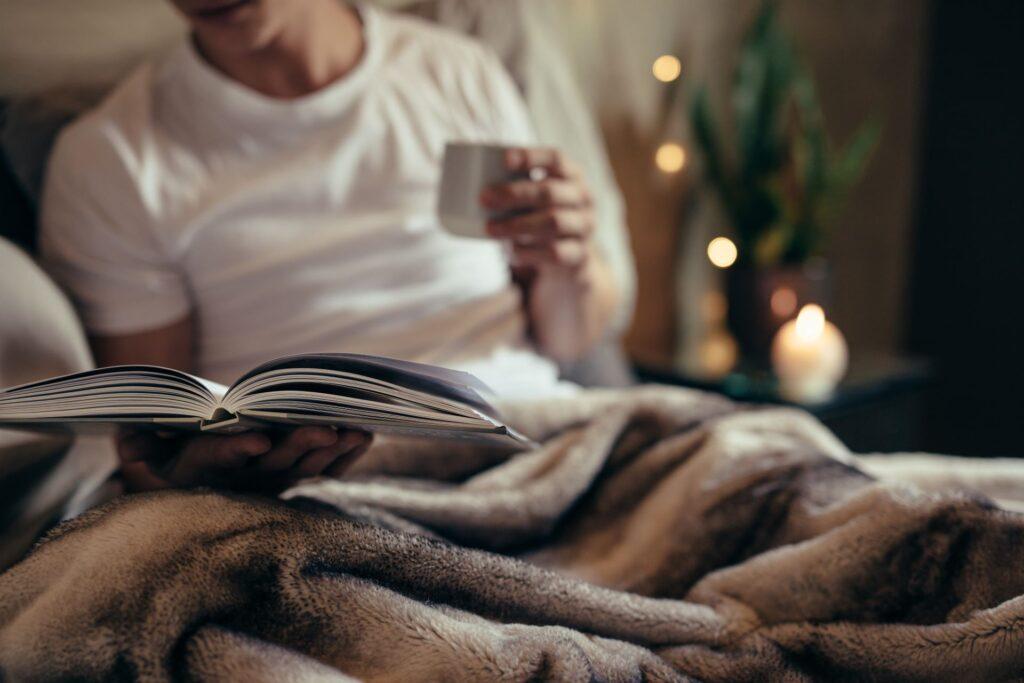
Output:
[633, 353, 932, 417]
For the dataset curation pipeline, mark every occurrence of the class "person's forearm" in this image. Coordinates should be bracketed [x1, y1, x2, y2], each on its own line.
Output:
[525, 248, 619, 363]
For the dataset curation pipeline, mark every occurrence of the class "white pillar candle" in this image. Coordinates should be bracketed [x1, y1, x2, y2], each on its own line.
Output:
[771, 304, 849, 402]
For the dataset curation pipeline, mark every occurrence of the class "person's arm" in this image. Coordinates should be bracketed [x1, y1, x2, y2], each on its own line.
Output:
[91, 314, 196, 371]
[94, 316, 371, 493]
[481, 147, 620, 363]
[520, 244, 619, 363]
[463, 44, 627, 360]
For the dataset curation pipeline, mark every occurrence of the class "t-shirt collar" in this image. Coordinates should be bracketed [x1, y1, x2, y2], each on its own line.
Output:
[169, 2, 383, 129]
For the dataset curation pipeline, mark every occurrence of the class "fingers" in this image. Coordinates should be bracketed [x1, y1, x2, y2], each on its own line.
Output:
[204, 433, 273, 469]
[167, 432, 271, 485]
[294, 430, 372, 480]
[479, 147, 595, 268]
[116, 427, 373, 493]
[119, 461, 176, 492]
[486, 208, 593, 242]
[252, 426, 340, 473]
[480, 178, 591, 213]
[117, 430, 173, 464]
[503, 147, 582, 180]
[120, 431, 270, 490]
[325, 433, 373, 478]
[511, 240, 590, 269]
[486, 206, 594, 268]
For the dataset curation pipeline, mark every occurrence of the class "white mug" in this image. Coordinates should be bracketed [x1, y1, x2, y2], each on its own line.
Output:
[437, 142, 516, 239]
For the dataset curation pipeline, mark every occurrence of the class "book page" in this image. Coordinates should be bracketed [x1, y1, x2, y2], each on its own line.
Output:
[227, 353, 497, 417]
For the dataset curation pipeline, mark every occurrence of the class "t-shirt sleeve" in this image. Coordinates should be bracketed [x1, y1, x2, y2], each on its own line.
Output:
[39, 129, 192, 336]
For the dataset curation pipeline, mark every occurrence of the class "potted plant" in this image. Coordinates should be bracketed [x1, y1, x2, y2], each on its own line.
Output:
[689, 0, 879, 363]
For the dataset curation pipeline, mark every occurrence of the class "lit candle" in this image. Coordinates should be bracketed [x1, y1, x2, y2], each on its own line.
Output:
[771, 304, 848, 402]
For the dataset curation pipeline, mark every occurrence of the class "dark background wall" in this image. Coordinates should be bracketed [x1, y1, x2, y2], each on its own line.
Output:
[908, 0, 1024, 456]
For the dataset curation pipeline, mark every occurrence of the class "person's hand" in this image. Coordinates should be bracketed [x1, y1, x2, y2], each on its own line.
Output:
[116, 426, 372, 493]
[479, 146, 619, 362]
[479, 147, 597, 272]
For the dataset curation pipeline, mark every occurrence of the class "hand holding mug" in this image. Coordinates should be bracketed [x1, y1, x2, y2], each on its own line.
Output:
[478, 148, 596, 271]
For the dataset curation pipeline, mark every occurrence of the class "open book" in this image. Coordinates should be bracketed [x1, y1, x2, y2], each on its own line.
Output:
[0, 353, 533, 449]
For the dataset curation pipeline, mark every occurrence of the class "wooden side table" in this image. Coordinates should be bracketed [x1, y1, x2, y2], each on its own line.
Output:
[634, 355, 932, 453]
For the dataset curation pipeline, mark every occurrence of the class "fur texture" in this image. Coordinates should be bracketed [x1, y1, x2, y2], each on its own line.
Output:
[2, 386, 1023, 681]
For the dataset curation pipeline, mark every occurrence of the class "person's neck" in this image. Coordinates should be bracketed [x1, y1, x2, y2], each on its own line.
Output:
[195, 1, 364, 99]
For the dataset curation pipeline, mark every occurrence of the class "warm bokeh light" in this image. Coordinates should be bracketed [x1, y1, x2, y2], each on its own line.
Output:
[706, 236, 738, 268]
[794, 304, 826, 341]
[655, 142, 686, 173]
[652, 54, 682, 82]
[770, 287, 798, 317]
[698, 329, 738, 378]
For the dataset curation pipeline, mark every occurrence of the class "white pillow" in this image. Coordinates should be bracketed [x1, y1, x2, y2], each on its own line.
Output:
[0, 237, 92, 387]
[0, 237, 104, 570]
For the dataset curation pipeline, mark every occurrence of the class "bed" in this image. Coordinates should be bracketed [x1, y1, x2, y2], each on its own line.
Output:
[2, 2, 1024, 680]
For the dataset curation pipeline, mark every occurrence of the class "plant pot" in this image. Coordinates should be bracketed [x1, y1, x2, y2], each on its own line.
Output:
[725, 260, 832, 367]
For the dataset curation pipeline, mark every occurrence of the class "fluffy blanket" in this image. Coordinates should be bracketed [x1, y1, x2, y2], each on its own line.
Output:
[2, 386, 1024, 682]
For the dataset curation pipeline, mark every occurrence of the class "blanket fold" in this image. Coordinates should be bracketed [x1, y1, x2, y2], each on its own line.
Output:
[2, 386, 1023, 681]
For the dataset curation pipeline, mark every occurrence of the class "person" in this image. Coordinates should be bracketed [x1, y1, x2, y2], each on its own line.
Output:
[40, 0, 622, 493]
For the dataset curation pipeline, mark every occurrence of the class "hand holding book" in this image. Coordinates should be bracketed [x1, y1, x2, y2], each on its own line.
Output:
[117, 426, 372, 493]
[1, 352, 534, 492]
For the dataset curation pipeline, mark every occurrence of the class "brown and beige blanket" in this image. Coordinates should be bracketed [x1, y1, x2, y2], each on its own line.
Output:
[2, 386, 1023, 681]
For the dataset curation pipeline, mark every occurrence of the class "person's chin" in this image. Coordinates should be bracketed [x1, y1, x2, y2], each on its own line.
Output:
[188, 0, 259, 24]
[187, 0, 265, 43]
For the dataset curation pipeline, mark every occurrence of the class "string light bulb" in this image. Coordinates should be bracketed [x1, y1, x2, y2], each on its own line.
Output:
[707, 236, 738, 269]
[655, 142, 686, 173]
[652, 54, 682, 83]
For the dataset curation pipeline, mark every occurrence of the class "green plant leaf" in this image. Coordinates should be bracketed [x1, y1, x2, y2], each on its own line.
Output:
[820, 119, 881, 232]
[788, 71, 828, 254]
[832, 119, 881, 191]
[753, 221, 794, 266]
[735, 1, 795, 185]
[690, 85, 740, 229]
[686, 0, 881, 263]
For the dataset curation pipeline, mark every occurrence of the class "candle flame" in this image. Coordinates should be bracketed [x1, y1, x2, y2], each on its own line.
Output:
[794, 304, 826, 341]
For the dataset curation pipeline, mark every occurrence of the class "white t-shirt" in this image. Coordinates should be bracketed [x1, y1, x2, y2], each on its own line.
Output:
[41, 5, 575, 399]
